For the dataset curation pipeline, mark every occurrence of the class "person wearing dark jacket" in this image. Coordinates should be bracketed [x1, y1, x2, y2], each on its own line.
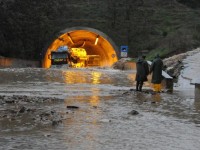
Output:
[150, 54, 163, 92]
[135, 55, 149, 91]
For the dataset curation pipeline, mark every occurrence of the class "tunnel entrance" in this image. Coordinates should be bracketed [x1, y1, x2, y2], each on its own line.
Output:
[42, 27, 119, 68]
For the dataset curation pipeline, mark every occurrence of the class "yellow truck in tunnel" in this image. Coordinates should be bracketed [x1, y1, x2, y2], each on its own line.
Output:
[69, 48, 88, 68]
[49, 47, 101, 68]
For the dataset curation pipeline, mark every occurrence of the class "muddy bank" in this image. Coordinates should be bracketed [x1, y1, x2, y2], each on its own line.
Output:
[113, 48, 200, 80]
[112, 58, 136, 70]
[163, 48, 200, 79]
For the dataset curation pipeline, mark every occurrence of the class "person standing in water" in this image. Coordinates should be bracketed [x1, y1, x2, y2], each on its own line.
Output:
[150, 54, 163, 92]
[135, 55, 149, 91]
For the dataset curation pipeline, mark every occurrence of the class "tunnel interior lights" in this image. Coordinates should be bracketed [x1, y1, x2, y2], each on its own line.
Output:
[80, 41, 85, 47]
[94, 35, 99, 45]
[67, 33, 74, 44]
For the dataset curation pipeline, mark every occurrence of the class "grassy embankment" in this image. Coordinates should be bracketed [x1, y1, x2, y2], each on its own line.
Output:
[144, 6, 200, 61]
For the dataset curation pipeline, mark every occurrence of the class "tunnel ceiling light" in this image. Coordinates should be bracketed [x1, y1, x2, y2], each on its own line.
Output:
[67, 33, 74, 44]
[94, 35, 99, 45]
[80, 41, 85, 47]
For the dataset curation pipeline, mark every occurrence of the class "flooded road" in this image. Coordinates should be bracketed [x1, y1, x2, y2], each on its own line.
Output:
[0, 60, 200, 150]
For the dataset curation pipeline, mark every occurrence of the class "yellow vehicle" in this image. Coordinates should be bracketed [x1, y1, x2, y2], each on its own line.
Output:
[49, 46, 101, 68]
[68, 48, 88, 68]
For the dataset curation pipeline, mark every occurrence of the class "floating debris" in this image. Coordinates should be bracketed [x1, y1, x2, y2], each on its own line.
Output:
[66, 106, 79, 109]
[128, 110, 139, 115]
[99, 119, 111, 123]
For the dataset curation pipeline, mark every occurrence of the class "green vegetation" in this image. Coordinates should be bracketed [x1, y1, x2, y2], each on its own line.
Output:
[146, 48, 170, 60]
[1, 0, 200, 60]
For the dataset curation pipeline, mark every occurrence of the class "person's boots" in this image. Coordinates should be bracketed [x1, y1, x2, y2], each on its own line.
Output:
[136, 82, 139, 91]
[139, 83, 143, 91]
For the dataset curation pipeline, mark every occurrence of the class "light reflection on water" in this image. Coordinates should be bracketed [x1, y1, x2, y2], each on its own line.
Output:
[0, 66, 200, 150]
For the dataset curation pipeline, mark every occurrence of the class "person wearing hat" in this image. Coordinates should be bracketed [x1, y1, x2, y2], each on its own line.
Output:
[135, 55, 149, 91]
[150, 54, 163, 92]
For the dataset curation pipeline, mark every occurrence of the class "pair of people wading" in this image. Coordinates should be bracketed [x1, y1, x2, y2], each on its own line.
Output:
[135, 54, 163, 92]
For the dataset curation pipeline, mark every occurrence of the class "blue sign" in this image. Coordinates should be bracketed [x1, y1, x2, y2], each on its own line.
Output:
[120, 45, 128, 57]
[121, 46, 128, 52]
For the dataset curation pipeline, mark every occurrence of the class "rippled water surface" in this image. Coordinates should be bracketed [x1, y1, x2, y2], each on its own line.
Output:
[0, 60, 200, 150]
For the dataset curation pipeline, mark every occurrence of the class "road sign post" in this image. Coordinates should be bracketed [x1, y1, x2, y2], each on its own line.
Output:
[120, 46, 128, 58]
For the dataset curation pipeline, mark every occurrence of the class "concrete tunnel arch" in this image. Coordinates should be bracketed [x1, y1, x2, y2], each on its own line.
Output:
[42, 27, 119, 68]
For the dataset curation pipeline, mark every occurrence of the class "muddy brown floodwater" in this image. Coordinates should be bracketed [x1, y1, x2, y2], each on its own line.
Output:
[0, 57, 200, 150]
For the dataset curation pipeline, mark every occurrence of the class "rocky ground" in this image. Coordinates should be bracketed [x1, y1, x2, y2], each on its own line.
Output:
[0, 90, 159, 129]
[0, 95, 71, 128]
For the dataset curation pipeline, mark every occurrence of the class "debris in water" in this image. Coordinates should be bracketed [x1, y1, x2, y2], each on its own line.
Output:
[66, 106, 79, 109]
[5, 100, 15, 104]
[99, 119, 111, 123]
[19, 106, 26, 113]
[44, 134, 51, 137]
[128, 110, 139, 115]
[52, 120, 62, 126]
[122, 91, 129, 95]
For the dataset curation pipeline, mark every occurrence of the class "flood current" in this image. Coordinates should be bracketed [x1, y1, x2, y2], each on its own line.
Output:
[1, 53, 200, 150]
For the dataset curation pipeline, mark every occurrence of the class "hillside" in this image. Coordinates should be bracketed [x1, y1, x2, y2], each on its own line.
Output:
[1, 0, 200, 60]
